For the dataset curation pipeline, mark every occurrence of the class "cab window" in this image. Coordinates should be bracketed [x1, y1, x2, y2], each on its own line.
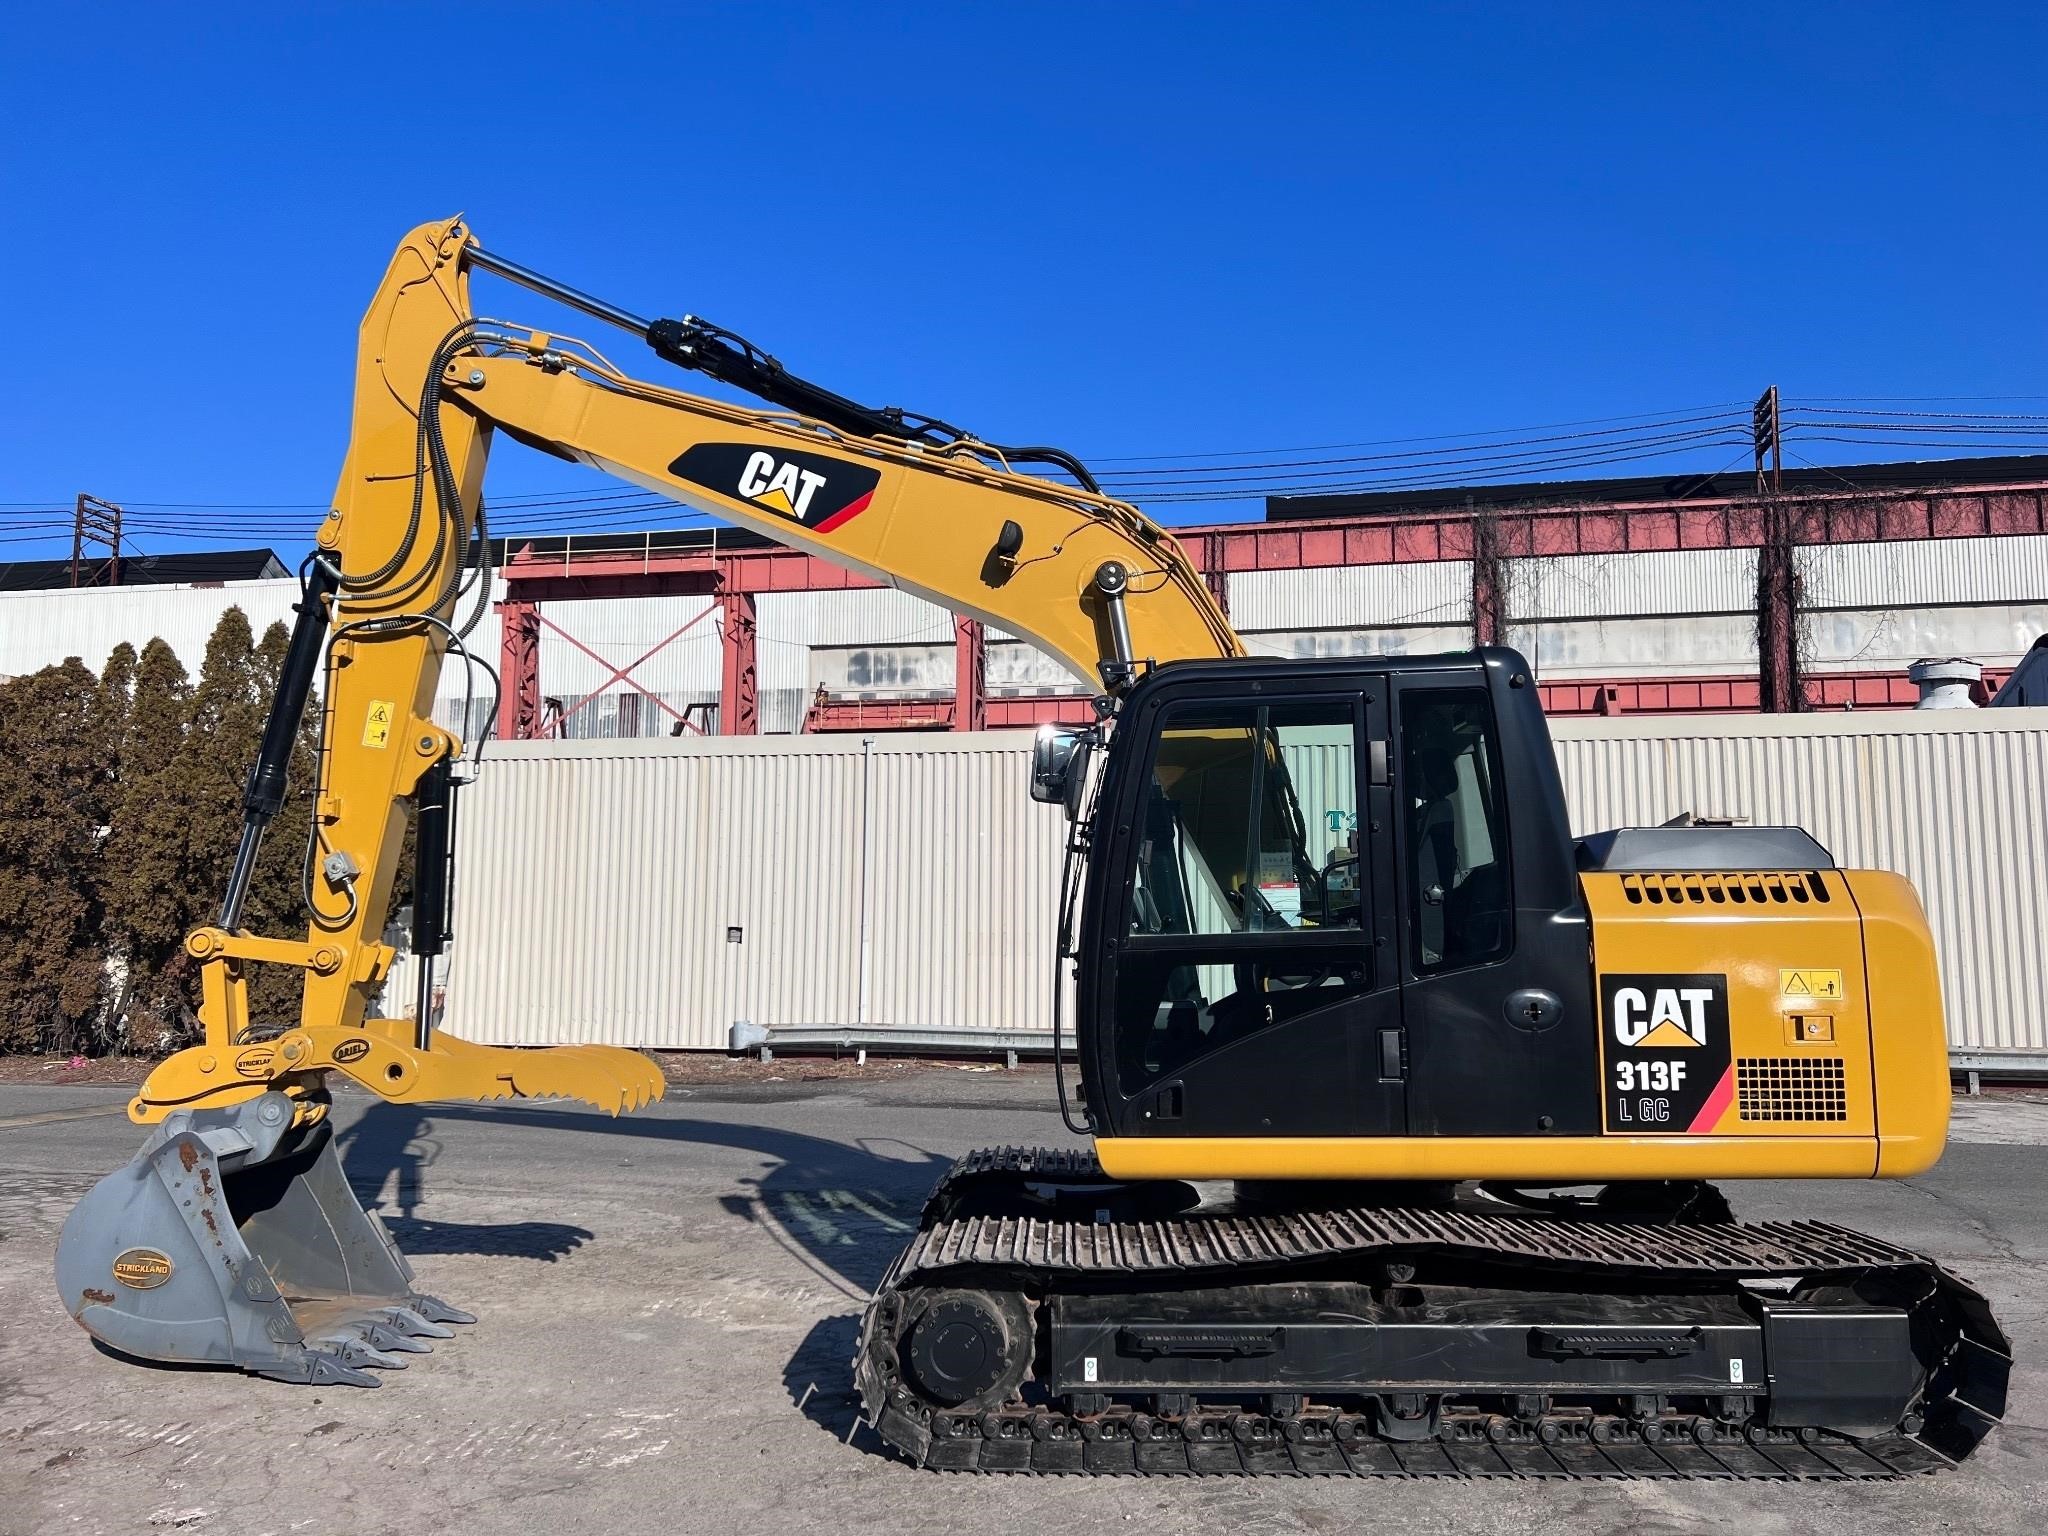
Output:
[1400, 689, 1511, 972]
[1116, 699, 1367, 1093]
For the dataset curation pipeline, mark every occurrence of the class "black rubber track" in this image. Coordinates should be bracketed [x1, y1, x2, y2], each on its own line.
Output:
[854, 1146, 2010, 1479]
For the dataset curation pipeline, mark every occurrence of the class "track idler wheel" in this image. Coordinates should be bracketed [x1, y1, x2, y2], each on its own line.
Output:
[901, 1288, 1031, 1412]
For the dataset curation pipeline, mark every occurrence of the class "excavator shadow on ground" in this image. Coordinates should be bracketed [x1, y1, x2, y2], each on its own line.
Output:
[337, 1103, 598, 1262]
[336, 1096, 964, 1453]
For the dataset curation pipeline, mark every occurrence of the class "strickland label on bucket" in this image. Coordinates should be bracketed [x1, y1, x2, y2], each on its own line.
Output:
[1599, 973, 1732, 1134]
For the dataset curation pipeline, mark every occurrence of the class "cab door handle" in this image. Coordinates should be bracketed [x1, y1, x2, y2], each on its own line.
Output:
[1378, 1028, 1405, 1082]
[1369, 740, 1390, 785]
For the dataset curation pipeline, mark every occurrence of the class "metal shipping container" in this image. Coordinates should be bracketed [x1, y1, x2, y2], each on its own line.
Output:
[444, 732, 1062, 1050]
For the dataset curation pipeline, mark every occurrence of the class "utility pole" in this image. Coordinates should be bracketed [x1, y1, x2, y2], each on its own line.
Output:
[1469, 495, 1505, 648]
[1752, 386, 1782, 497]
[69, 494, 125, 587]
[1752, 387, 1800, 711]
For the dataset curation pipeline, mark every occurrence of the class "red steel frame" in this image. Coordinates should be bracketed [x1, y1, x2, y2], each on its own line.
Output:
[496, 479, 2048, 737]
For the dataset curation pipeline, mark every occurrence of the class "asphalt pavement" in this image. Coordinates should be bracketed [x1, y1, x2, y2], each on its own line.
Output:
[2, 1071, 2044, 1536]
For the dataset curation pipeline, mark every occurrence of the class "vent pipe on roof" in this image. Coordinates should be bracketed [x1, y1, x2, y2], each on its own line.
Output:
[1908, 657, 1982, 709]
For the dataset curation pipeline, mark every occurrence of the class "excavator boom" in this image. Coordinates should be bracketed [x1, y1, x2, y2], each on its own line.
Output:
[57, 215, 1236, 1388]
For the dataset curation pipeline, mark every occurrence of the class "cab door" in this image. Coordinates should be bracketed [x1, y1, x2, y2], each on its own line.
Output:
[1091, 676, 1406, 1140]
[1387, 673, 1600, 1137]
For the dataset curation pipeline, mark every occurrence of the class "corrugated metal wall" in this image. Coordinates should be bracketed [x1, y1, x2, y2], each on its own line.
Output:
[442, 733, 1060, 1049]
[433, 708, 2048, 1060]
[0, 579, 305, 678]
[1230, 563, 1473, 633]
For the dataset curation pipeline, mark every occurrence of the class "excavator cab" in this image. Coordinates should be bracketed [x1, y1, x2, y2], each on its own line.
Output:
[1073, 647, 1598, 1147]
[853, 647, 2006, 1474]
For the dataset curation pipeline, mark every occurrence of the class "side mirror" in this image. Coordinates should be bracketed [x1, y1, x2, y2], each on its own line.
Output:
[1029, 724, 1092, 818]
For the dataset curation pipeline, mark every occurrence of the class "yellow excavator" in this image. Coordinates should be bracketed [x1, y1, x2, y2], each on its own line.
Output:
[59, 218, 2006, 1478]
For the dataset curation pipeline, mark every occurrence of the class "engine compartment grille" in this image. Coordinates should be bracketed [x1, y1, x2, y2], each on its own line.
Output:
[1737, 1057, 1848, 1121]
[1620, 871, 1831, 906]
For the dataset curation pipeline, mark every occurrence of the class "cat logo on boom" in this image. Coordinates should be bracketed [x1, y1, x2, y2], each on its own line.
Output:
[668, 442, 882, 533]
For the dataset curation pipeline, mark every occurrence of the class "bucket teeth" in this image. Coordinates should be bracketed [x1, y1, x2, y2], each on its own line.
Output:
[320, 1337, 409, 1371]
[300, 1293, 477, 1373]
[298, 1351, 383, 1389]
[410, 1292, 476, 1327]
[360, 1319, 434, 1354]
[372, 1305, 455, 1341]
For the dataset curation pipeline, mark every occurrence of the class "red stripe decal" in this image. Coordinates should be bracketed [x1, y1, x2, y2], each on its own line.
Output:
[814, 490, 875, 534]
[1687, 1066, 1735, 1133]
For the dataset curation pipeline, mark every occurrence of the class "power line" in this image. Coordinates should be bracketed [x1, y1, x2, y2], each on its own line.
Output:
[8, 393, 2047, 546]
[1080, 401, 1752, 462]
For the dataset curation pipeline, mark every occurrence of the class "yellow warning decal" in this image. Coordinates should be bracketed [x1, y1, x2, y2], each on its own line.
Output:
[1780, 968, 1844, 1003]
[362, 699, 395, 749]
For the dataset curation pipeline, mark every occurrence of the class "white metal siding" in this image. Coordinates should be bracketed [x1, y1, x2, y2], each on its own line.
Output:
[1228, 564, 1473, 632]
[1802, 533, 2048, 610]
[12, 537, 2046, 740]
[1499, 536, 2048, 621]
[1512, 549, 1757, 619]
[442, 733, 1055, 1048]
[1245, 625, 1472, 662]
[862, 740, 1064, 1033]
[0, 579, 304, 677]
[531, 593, 720, 696]
[1509, 615, 1758, 678]
[431, 710, 2048, 1059]
[0, 577, 505, 727]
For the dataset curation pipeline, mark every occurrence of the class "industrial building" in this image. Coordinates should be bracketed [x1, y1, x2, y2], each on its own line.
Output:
[5, 457, 2044, 732]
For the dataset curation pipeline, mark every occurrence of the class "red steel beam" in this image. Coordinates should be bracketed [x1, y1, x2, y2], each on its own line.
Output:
[497, 598, 542, 740]
[954, 616, 986, 733]
[501, 480, 2048, 602]
[1200, 481, 2048, 573]
[500, 543, 878, 603]
[719, 588, 759, 735]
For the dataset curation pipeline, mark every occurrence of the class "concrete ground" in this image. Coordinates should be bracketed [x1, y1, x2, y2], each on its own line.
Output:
[2, 1071, 2043, 1536]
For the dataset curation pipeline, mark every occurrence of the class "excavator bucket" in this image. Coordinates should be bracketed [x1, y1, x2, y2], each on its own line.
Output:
[58, 1025, 667, 1386]
[56, 1091, 470, 1386]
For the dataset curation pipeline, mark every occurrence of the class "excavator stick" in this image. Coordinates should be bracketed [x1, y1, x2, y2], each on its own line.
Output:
[56, 1092, 471, 1386]
[55, 374, 667, 1386]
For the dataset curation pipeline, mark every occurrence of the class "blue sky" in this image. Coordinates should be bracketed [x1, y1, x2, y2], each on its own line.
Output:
[3, 3, 2045, 562]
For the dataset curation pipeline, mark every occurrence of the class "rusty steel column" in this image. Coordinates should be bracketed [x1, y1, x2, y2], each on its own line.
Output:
[719, 588, 759, 734]
[1756, 497, 1804, 713]
[497, 598, 543, 739]
[1198, 532, 1231, 623]
[1470, 498, 1504, 648]
[954, 615, 986, 732]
